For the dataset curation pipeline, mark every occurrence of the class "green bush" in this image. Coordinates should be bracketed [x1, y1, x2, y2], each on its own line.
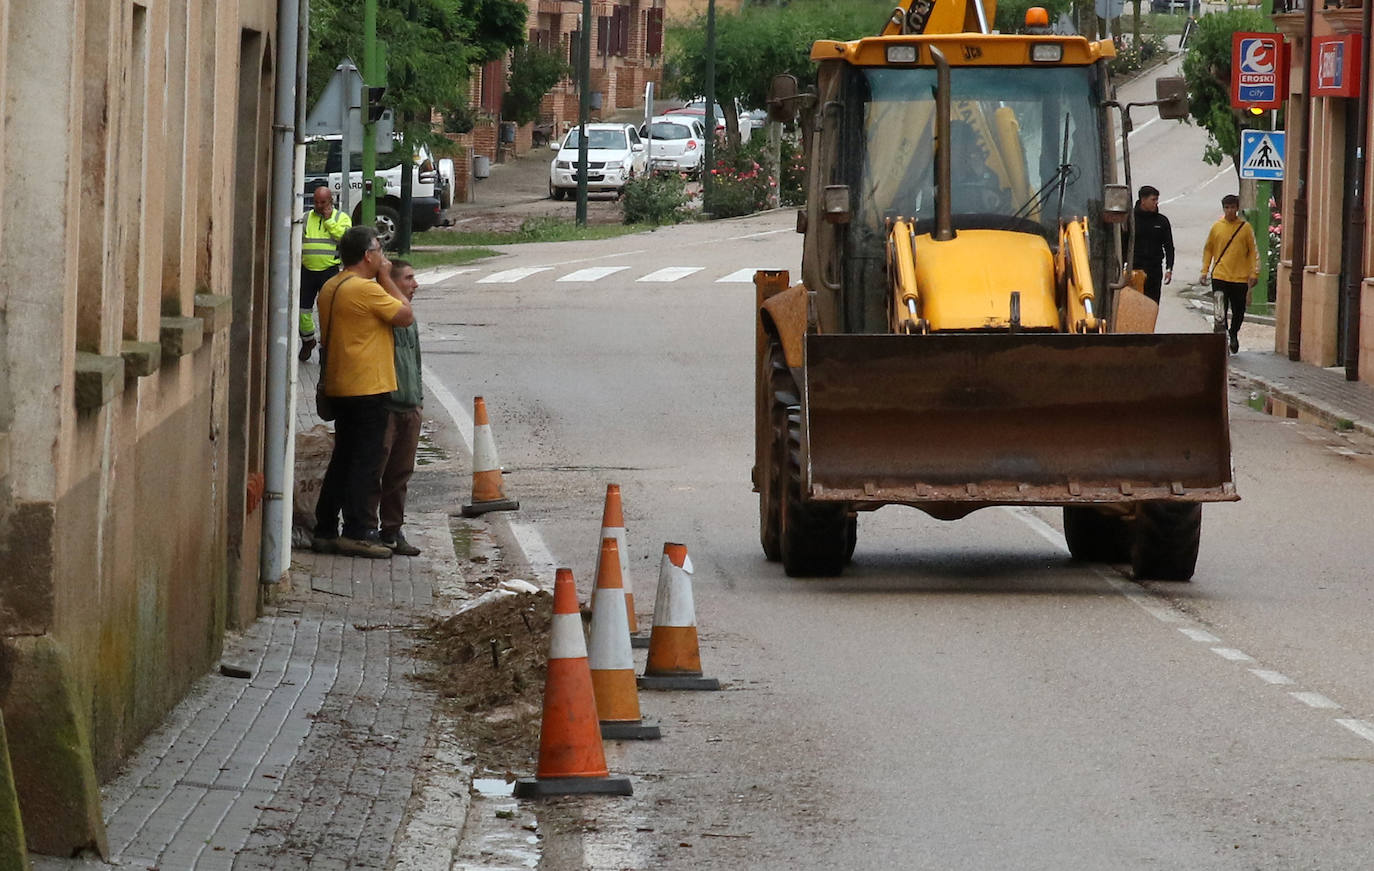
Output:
[622, 173, 691, 225]
[502, 45, 571, 126]
[779, 138, 806, 207]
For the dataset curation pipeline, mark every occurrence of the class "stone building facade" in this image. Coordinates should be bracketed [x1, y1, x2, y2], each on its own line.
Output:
[0, 0, 280, 855]
[1274, 3, 1374, 378]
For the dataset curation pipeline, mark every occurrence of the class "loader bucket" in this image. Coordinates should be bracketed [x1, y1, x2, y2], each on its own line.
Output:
[802, 333, 1235, 506]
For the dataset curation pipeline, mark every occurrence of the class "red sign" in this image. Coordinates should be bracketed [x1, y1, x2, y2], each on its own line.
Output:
[1231, 32, 1288, 110]
[1312, 34, 1362, 98]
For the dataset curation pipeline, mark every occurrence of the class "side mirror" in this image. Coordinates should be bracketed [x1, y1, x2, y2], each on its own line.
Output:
[767, 74, 800, 125]
[1154, 77, 1189, 120]
[822, 185, 851, 224]
[632, 142, 645, 152]
[1103, 184, 1131, 223]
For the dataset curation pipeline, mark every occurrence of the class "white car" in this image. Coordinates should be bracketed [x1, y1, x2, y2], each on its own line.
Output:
[642, 116, 707, 177]
[548, 123, 648, 199]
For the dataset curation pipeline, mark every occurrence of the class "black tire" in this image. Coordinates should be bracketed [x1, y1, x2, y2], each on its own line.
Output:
[353, 203, 401, 250]
[1063, 507, 1131, 563]
[549, 182, 567, 201]
[1131, 502, 1202, 581]
[844, 514, 858, 561]
[778, 411, 850, 577]
[758, 340, 789, 561]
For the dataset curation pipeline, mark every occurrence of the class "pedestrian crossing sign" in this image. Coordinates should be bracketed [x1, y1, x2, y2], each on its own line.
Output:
[1240, 130, 1285, 180]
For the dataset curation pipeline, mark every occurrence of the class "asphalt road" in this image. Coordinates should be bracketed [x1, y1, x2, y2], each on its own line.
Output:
[410, 59, 1374, 870]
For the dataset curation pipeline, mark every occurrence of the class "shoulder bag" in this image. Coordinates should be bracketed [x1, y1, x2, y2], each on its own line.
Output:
[315, 276, 353, 421]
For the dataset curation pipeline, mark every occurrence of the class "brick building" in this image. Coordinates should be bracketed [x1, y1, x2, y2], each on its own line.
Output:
[0, 0, 284, 856]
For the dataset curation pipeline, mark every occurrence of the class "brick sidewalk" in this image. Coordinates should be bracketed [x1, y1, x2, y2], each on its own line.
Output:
[32, 361, 473, 871]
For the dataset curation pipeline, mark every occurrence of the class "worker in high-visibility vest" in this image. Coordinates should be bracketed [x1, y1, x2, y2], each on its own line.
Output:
[299, 185, 352, 362]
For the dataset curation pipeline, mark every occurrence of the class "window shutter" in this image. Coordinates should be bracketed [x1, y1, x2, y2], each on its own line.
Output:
[616, 6, 629, 56]
[481, 59, 503, 113]
[646, 8, 663, 56]
[597, 15, 610, 56]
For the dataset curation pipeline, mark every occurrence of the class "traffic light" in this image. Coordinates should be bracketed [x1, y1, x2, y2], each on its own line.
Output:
[367, 86, 387, 123]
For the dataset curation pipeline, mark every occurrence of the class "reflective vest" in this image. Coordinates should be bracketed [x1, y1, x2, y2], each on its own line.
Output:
[301, 207, 352, 271]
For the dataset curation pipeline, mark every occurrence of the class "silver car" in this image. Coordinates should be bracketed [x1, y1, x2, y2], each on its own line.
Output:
[548, 123, 647, 199]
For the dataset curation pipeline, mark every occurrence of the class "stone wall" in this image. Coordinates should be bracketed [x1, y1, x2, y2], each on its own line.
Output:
[0, 0, 278, 854]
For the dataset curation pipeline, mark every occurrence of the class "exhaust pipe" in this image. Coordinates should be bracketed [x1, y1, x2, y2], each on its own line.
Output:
[931, 46, 954, 242]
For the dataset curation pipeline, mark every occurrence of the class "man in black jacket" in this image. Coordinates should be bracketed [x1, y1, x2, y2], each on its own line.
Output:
[1125, 185, 1175, 303]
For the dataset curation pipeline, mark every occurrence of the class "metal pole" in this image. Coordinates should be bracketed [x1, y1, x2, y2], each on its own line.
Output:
[1287, 0, 1315, 360]
[576, 0, 591, 226]
[361, 0, 377, 226]
[703, 0, 717, 216]
[1341, 0, 1371, 380]
[339, 60, 354, 214]
[261, 0, 305, 587]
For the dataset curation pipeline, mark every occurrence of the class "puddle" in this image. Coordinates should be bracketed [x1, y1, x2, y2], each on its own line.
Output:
[414, 429, 448, 466]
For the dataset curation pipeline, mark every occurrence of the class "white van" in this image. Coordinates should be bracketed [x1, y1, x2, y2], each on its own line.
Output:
[303, 137, 444, 248]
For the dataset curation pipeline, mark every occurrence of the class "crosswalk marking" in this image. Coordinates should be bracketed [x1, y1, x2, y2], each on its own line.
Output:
[477, 266, 554, 284]
[716, 268, 774, 283]
[556, 266, 630, 283]
[421, 267, 477, 286]
[636, 266, 704, 283]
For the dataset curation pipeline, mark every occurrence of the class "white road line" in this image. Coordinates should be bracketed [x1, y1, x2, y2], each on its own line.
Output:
[1162, 161, 1234, 204]
[421, 364, 473, 452]
[1211, 647, 1256, 662]
[1291, 691, 1341, 710]
[1336, 718, 1374, 744]
[1127, 116, 1161, 139]
[717, 268, 770, 283]
[1179, 627, 1221, 643]
[477, 266, 554, 284]
[556, 266, 630, 282]
[636, 266, 703, 283]
[1250, 668, 1296, 685]
[420, 267, 476, 286]
[509, 522, 558, 589]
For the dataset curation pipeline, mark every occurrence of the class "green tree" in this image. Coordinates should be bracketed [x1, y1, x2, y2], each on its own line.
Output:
[994, 0, 1073, 34]
[666, 0, 893, 146]
[1180, 8, 1271, 173]
[308, 0, 526, 144]
[502, 45, 571, 126]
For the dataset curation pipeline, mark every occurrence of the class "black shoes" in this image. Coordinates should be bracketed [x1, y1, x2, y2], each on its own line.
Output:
[1229, 334, 1240, 355]
[299, 337, 317, 363]
[380, 531, 422, 556]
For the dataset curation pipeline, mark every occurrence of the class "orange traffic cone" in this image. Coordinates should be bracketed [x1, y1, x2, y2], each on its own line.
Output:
[593, 484, 646, 646]
[638, 543, 721, 691]
[588, 538, 661, 740]
[461, 396, 520, 516]
[515, 569, 632, 797]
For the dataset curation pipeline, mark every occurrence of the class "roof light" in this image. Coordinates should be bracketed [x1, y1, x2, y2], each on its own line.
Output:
[1024, 6, 1050, 27]
[886, 45, 919, 64]
[1030, 43, 1063, 62]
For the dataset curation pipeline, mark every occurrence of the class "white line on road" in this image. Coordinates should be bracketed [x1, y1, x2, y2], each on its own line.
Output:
[1162, 161, 1234, 205]
[637, 266, 704, 283]
[1336, 718, 1374, 744]
[420, 267, 476, 286]
[717, 268, 774, 283]
[1211, 647, 1257, 663]
[1179, 627, 1221, 643]
[1128, 116, 1161, 139]
[421, 364, 473, 452]
[477, 266, 554, 284]
[1290, 691, 1341, 710]
[556, 265, 630, 282]
[1250, 668, 1296, 685]
[508, 522, 558, 589]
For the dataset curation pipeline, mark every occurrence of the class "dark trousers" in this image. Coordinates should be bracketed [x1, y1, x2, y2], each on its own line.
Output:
[1135, 262, 1163, 303]
[1213, 279, 1248, 337]
[369, 406, 422, 536]
[299, 265, 339, 338]
[314, 394, 390, 540]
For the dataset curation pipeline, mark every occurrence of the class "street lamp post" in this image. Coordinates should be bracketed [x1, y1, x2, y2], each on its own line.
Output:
[576, 0, 592, 226]
[702, 0, 717, 216]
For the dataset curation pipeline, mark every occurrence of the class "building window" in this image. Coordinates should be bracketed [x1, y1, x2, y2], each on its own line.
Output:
[645, 7, 664, 57]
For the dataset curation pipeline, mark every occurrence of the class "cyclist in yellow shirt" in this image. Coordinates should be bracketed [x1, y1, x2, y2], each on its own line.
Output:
[1199, 194, 1259, 355]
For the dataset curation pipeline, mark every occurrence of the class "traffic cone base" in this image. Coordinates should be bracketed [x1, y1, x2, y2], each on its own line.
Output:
[462, 397, 519, 516]
[600, 718, 663, 741]
[630, 634, 650, 649]
[514, 775, 632, 798]
[638, 674, 722, 691]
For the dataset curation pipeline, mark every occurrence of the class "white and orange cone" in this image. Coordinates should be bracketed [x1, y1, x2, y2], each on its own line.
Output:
[587, 538, 661, 740]
[592, 484, 645, 645]
[461, 396, 520, 517]
[638, 543, 721, 691]
[515, 569, 631, 797]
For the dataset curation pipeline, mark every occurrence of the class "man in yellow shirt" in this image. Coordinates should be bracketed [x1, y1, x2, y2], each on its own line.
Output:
[300, 185, 352, 362]
[312, 226, 414, 558]
[1198, 194, 1259, 355]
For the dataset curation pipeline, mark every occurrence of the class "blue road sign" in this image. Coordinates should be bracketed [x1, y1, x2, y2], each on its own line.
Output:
[1240, 129, 1285, 180]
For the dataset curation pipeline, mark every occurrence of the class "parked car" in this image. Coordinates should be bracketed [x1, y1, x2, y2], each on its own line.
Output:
[666, 99, 762, 139]
[302, 137, 443, 249]
[640, 116, 707, 177]
[1150, 0, 1196, 12]
[548, 123, 648, 199]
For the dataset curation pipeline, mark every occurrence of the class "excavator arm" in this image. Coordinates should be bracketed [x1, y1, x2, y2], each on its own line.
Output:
[881, 0, 997, 36]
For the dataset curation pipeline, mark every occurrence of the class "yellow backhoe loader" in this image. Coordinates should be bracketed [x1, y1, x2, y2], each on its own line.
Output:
[753, 0, 1236, 580]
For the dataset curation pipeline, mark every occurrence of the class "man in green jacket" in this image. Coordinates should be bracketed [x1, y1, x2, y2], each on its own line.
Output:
[369, 259, 424, 556]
